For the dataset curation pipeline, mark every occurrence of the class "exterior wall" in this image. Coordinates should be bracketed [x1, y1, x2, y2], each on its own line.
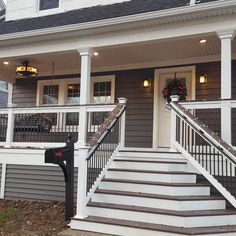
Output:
[5, 164, 78, 201]
[11, 61, 235, 148]
[115, 69, 154, 148]
[0, 89, 7, 108]
[12, 78, 37, 107]
[13, 69, 154, 148]
[5, 0, 131, 21]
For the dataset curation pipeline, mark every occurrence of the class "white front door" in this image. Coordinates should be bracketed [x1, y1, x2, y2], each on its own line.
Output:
[153, 66, 195, 149]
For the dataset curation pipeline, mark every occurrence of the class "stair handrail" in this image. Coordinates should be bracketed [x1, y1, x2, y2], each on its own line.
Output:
[85, 98, 127, 200]
[169, 101, 236, 207]
[170, 101, 236, 164]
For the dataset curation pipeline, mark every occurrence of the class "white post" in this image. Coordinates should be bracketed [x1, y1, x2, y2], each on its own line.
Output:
[221, 100, 231, 144]
[76, 146, 90, 219]
[170, 108, 177, 151]
[5, 106, 14, 148]
[75, 48, 93, 219]
[118, 98, 127, 149]
[7, 83, 13, 107]
[217, 30, 235, 99]
[217, 30, 235, 144]
[76, 47, 94, 147]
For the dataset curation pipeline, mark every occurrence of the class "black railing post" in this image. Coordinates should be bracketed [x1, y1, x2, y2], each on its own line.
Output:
[65, 137, 74, 221]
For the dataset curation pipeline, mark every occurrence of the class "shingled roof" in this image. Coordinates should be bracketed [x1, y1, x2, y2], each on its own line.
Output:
[0, 0, 219, 35]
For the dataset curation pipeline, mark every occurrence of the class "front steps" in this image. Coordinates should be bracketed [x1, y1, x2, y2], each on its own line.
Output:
[70, 151, 236, 235]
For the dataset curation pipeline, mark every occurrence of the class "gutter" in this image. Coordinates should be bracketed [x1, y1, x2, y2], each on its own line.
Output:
[0, 0, 235, 41]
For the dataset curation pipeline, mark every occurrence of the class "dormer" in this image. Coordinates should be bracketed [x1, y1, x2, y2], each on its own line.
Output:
[5, 0, 131, 21]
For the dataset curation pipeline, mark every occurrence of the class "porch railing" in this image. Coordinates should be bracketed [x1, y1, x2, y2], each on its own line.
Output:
[76, 98, 127, 219]
[0, 104, 115, 148]
[86, 103, 126, 194]
[170, 101, 236, 207]
[180, 99, 236, 146]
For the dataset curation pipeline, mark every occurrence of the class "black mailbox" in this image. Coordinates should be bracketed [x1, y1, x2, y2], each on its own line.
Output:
[45, 137, 74, 221]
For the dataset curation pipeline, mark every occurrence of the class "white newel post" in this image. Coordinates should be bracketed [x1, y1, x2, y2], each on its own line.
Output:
[217, 30, 235, 144]
[75, 47, 94, 219]
[170, 109, 177, 151]
[5, 106, 14, 148]
[118, 97, 127, 149]
[7, 83, 13, 107]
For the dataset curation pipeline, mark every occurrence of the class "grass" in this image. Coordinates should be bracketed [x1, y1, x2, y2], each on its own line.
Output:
[0, 207, 19, 228]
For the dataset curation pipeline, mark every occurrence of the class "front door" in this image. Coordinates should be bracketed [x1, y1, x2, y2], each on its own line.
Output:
[153, 67, 195, 149]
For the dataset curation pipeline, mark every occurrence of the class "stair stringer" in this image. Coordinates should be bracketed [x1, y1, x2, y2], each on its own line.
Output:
[175, 141, 236, 208]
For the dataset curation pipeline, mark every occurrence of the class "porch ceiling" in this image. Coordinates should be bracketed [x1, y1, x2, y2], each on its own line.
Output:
[0, 33, 236, 82]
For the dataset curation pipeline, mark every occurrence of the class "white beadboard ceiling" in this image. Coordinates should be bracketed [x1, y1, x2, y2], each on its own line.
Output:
[0, 33, 236, 81]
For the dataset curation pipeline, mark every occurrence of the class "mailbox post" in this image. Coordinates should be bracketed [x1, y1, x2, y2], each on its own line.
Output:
[45, 138, 74, 221]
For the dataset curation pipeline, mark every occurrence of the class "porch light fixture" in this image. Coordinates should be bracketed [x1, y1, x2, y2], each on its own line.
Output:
[93, 52, 99, 56]
[3, 61, 9, 65]
[143, 79, 151, 88]
[16, 60, 38, 77]
[199, 74, 207, 84]
[200, 39, 207, 44]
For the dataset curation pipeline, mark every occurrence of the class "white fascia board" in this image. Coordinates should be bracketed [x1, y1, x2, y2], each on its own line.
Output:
[0, 0, 236, 42]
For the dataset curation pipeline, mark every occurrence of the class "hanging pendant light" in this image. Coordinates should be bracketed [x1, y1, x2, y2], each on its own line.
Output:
[16, 60, 38, 77]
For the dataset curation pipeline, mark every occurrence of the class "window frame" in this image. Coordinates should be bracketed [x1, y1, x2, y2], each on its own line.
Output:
[38, 0, 60, 12]
[36, 75, 115, 106]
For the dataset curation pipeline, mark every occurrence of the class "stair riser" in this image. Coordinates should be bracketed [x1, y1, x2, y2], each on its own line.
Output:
[116, 152, 184, 159]
[92, 194, 225, 211]
[110, 162, 186, 171]
[70, 219, 236, 236]
[105, 171, 196, 183]
[86, 207, 236, 228]
[99, 182, 210, 196]
[70, 220, 183, 236]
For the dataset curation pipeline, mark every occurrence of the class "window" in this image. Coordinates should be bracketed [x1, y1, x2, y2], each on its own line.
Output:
[42, 85, 59, 105]
[37, 76, 115, 106]
[39, 0, 59, 11]
[93, 81, 112, 103]
[67, 84, 80, 105]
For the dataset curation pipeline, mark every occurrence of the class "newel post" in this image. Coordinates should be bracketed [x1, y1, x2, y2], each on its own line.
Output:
[5, 105, 14, 148]
[118, 97, 127, 149]
[76, 146, 90, 219]
[170, 96, 179, 152]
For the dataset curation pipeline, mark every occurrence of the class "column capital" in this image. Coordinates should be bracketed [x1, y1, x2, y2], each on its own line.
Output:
[217, 29, 236, 40]
[77, 47, 94, 57]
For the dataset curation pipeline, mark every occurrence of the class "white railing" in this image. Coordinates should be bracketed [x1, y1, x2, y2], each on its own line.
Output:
[170, 101, 236, 207]
[0, 104, 115, 148]
[177, 99, 236, 146]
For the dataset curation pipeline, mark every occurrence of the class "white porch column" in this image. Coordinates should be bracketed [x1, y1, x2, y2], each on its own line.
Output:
[77, 47, 94, 147]
[76, 47, 94, 219]
[218, 30, 235, 99]
[217, 30, 235, 144]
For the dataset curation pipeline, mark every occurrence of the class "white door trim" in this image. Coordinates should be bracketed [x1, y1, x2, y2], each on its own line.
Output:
[152, 66, 196, 149]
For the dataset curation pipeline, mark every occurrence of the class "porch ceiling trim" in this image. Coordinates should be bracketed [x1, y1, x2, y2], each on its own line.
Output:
[0, 0, 236, 43]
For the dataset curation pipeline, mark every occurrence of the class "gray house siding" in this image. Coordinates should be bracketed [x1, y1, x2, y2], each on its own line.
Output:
[13, 79, 37, 107]
[115, 69, 154, 148]
[5, 164, 78, 201]
[0, 90, 7, 108]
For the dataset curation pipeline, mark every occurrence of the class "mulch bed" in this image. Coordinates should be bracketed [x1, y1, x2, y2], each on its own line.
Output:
[0, 199, 68, 236]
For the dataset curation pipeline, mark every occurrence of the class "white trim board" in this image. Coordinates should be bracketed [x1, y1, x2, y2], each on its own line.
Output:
[152, 66, 196, 149]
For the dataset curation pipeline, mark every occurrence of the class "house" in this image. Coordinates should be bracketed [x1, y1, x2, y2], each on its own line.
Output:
[0, 0, 236, 235]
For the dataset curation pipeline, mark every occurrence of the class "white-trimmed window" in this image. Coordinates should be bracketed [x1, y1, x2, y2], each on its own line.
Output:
[36, 76, 115, 106]
[39, 0, 59, 11]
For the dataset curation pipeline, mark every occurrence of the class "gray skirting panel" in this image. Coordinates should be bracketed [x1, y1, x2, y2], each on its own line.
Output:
[4, 164, 78, 201]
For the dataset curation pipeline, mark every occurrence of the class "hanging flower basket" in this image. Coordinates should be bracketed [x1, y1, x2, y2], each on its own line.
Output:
[162, 77, 187, 103]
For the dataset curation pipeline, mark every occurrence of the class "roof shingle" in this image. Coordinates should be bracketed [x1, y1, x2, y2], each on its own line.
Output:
[0, 0, 219, 35]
